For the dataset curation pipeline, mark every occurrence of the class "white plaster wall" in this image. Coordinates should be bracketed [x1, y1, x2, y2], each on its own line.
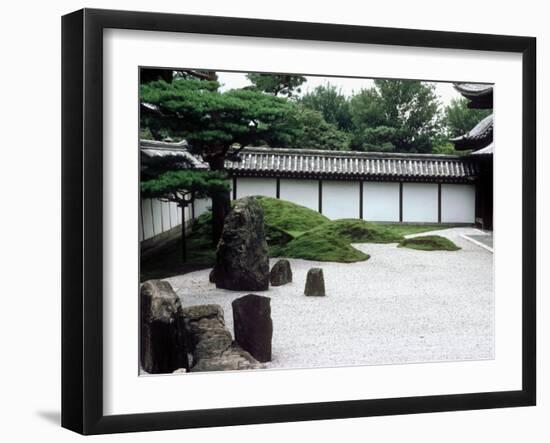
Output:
[280, 179, 319, 211]
[322, 181, 360, 220]
[235, 177, 277, 199]
[141, 198, 155, 240]
[141, 198, 189, 241]
[161, 200, 171, 231]
[169, 202, 179, 228]
[441, 184, 476, 223]
[193, 197, 212, 218]
[402, 183, 439, 222]
[363, 182, 400, 222]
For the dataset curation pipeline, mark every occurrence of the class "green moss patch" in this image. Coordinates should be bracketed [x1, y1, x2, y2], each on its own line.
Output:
[275, 229, 370, 263]
[255, 196, 330, 232]
[398, 235, 460, 251]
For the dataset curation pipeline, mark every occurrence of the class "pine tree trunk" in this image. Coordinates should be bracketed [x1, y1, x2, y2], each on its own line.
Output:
[208, 156, 231, 244]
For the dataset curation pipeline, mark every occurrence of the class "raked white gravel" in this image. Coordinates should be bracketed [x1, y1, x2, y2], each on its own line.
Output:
[166, 227, 494, 370]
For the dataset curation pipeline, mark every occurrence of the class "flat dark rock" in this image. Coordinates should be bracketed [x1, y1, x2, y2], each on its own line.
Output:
[232, 294, 273, 362]
[304, 268, 326, 297]
[181, 303, 263, 372]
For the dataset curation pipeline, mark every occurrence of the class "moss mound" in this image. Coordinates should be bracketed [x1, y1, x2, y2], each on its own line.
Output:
[276, 229, 370, 263]
[255, 196, 329, 233]
[398, 235, 460, 251]
[312, 219, 404, 244]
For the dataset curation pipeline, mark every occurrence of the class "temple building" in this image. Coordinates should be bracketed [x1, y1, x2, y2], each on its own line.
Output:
[451, 83, 494, 230]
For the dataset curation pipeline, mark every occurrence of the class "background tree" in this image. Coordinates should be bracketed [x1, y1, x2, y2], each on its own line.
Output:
[284, 105, 350, 151]
[300, 84, 353, 131]
[140, 78, 299, 241]
[141, 170, 229, 260]
[349, 80, 442, 153]
[443, 97, 492, 138]
[246, 73, 306, 97]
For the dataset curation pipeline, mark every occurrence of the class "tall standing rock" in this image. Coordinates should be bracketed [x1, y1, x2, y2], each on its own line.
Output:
[140, 280, 188, 374]
[304, 268, 326, 297]
[270, 259, 293, 286]
[214, 197, 269, 291]
[232, 294, 273, 362]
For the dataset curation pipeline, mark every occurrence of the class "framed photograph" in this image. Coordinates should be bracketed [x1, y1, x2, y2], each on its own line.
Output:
[62, 8, 536, 435]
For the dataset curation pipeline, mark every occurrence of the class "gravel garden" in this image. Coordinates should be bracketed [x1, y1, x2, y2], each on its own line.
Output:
[140, 197, 493, 374]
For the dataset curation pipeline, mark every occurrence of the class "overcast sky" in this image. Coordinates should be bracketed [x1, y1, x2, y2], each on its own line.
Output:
[216, 71, 462, 107]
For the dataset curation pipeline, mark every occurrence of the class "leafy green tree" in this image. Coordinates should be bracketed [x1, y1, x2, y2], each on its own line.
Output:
[140, 78, 298, 241]
[349, 80, 441, 153]
[141, 170, 229, 260]
[285, 105, 350, 151]
[443, 97, 492, 138]
[246, 73, 306, 97]
[300, 84, 353, 131]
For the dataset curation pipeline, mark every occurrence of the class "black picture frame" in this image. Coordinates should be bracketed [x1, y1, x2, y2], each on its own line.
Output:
[62, 8, 536, 435]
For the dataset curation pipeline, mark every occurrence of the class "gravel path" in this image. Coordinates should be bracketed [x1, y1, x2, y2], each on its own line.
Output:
[166, 227, 494, 370]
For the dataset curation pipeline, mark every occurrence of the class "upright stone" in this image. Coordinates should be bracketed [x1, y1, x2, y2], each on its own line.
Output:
[214, 197, 269, 291]
[232, 294, 273, 362]
[270, 259, 293, 286]
[304, 268, 326, 297]
[140, 280, 188, 374]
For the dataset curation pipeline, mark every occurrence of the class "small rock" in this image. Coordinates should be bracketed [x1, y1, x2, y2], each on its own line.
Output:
[209, 269, 216, 283]
[232, 294, 273, 362]
[172, 368, 187, 374]
[270, 259, 293, 286]
[140, 280, 188, 374]
[304, 268, 326, 297]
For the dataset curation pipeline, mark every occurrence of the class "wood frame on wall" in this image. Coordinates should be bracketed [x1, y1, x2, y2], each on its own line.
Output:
[62, 8, 536, 435]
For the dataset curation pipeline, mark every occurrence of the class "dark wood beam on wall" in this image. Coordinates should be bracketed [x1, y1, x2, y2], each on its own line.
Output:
[399, 182, 403, 222]
[232, 176, 237, 200]
[438, 183, 442, 223]
[276, 178, 280, 199]
[359, 181, 364, 219]
[318, 180, 323, 214]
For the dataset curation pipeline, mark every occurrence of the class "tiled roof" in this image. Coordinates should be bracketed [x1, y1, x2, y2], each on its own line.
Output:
[454, 83, 493, 109]
[454, 83, 493, 97]
[139, 141, 480, 182]
[225, 147, 479, 182]
[451, 114, 493, 151]
[141, 140, 208, 170]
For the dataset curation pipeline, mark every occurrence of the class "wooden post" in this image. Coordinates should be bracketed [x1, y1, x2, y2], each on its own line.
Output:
[399, 182, 403, 222]
[359, 181, 363, 219]
[437, 183, 442, 223]
[181, 205, 187, 262]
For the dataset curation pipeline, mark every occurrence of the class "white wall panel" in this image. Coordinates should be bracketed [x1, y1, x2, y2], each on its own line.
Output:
[151, 199, 163, 236]
[322, 181, 360, 220]
[138, 204, 144, 242]
[441, 184, 475, 223]
[194, 198, 212, 218]
[169, 202, 179, 228]
[279, 179, 319, 211]
[402, 183, 438, 222]
[235, 177, 277, 199]
[141, 198, 154, 240]
[161, 201, 171, 232]
[363, 182, 400, 222]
